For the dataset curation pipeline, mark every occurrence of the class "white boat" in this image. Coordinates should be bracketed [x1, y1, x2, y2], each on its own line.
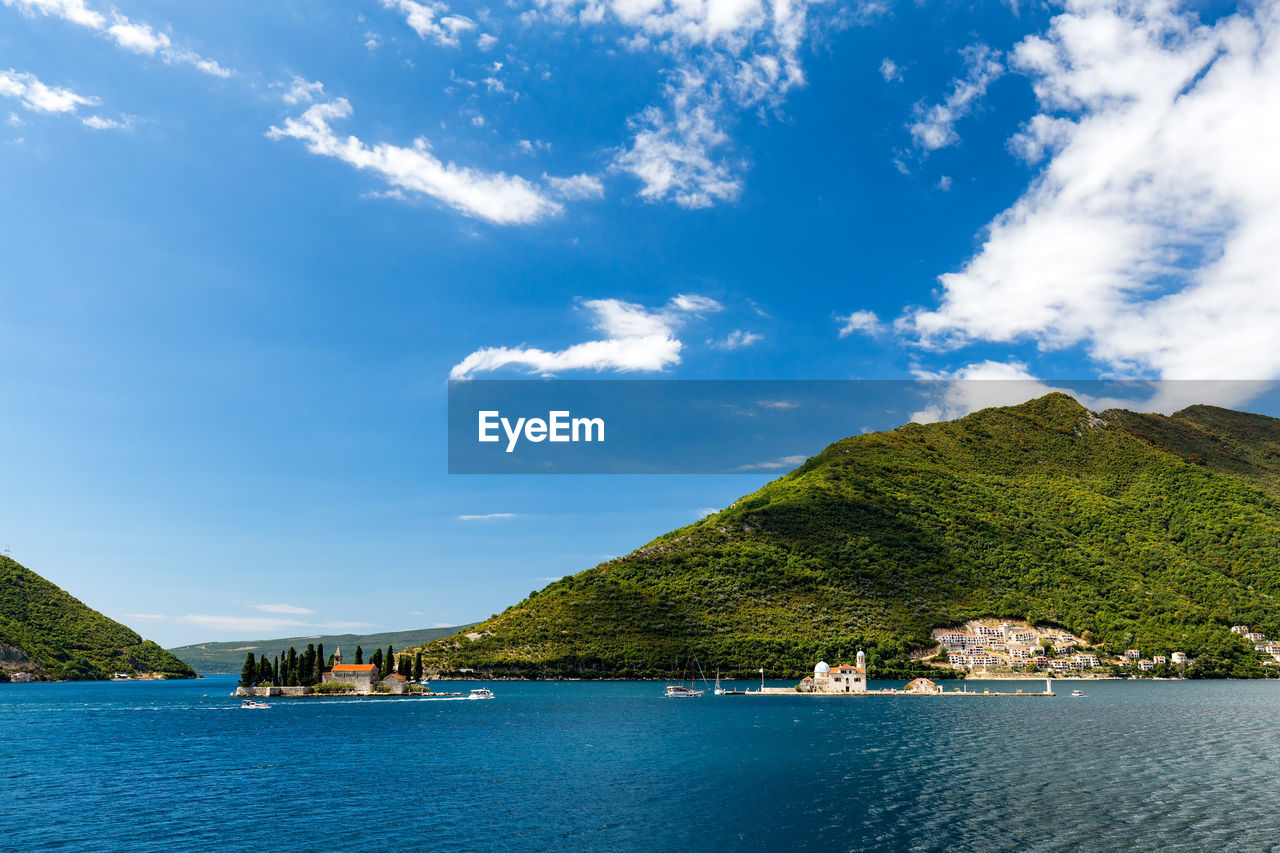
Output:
[713, 669, 725, 696]
[1071, 689, 1085, 697]
[467, 688, 494, 700]
[665, 684, 705, 698]
[240, 699, 269, 709]
[665, 655, 708, 698]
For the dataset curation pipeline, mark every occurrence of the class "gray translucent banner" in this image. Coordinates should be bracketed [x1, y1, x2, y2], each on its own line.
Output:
[447, 379, 1280, 474]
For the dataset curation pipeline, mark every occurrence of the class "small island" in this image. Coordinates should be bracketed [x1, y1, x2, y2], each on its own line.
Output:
[232, 644, 459, 698]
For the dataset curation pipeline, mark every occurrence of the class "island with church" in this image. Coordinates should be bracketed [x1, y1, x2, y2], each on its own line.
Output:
[232, 643, 461, 698]
[740, 651, 1056, 698]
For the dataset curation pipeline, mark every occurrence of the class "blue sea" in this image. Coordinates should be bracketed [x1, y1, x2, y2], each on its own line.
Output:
[5, 676, 1280, 852]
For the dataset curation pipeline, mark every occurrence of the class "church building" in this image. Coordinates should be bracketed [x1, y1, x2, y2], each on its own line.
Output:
[321, 646, 380, 693]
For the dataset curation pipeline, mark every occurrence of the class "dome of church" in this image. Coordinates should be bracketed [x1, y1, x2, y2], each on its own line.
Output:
[814, 661, 830, 676]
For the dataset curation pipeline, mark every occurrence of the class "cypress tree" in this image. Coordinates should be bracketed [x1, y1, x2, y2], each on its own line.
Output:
[413, 652, 423, 681]
[257, 656, 270, 685]
[370, 648, 383, 675]
[354, 646, 363, 665]
[327, 653, 335, 669]
[315, 644, 325, 682]
[287, 647, 299, 686]
[239, 652, 256, 687]
[385, 646, 395, 677]
[301, 644, 316, 686]
[273, 655, 281, 686]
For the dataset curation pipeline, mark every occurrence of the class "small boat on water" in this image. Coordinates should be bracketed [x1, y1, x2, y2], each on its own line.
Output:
[1071, 689, 1085, 697]
[665, 655, 708, 698]
[713, 669, 725, 696]
[240, 699, 269, 709]
[467, 688, 495, 700]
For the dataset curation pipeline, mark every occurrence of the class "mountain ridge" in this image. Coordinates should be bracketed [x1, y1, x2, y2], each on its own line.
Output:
[0, 556, 195, 681]
[409, 393, 1280, 680]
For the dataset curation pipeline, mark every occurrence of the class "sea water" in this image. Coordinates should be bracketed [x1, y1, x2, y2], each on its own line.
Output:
[4, 676, 1280, 851]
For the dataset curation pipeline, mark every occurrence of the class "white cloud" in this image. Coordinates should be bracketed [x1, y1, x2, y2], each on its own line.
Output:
[906, 362, 1273, 423]
[937, 175, 952, 191]
[710, 329, 763, 349]
[456, 512, 519, 520]
[382, 0, 476, 46]
[278, 76, 324, 105]
[903, 0, 1280, 382]
[614, 72, 742, 209]
[836, 309, 885, 337]
[695, 507, 720, 518]
[545, 172, 605, 200]
[0, 69, 96, 114]
[736, 453, 808, 471]
[267, 98, 562, 225]
[182, 614, 311, 634]
[910, 43, 1003, 151]
[757, 399, 796, 409]
[122, 613, 167, 620]
[255, 603, 316, 614]
[880, 57, 902, 82]
[3, 0, 231, 76]
[450, 294, 722, 379]
[81, 113, 128, 130]
[477, 32, 498, 50]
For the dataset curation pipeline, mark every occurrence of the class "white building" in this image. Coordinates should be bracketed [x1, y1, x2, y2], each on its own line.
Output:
[1171, 652, 1188, 665]
[1137, 659, 1155, 671]
[1152, 655, 1168, 665]
[809, 652, 867, 693]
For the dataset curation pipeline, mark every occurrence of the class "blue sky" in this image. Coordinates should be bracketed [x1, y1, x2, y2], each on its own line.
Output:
[2, 0, 1276, 646]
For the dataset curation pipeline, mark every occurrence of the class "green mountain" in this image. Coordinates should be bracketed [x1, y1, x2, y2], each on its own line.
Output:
[0, 556, 195, 681]
[411, 394, 1280, 680]
[169, 625, 476, 674]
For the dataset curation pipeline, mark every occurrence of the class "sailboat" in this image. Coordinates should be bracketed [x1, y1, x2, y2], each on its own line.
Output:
[713, 669, 725, 695]
[665, 655, 707, 698]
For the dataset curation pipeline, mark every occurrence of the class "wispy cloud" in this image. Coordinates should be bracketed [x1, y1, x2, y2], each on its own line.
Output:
[836, 310, 885, 338]
[456, 512, 519, 520]
[2, 0, 231, 77]
[695, 507, 720, 518]
[736, 454, 808, 471]
[709, 329, 763, 350]
[267, 98, 562, 225]
[450, 294, 723, 379]
[909, 43, 1003, 152]
[255, 603, 315, 615]
[382, 0, 476, 47]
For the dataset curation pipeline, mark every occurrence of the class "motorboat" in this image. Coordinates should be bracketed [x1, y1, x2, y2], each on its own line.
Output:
[467, 688, 495, 700]
[240, 699, 269, 709]
[1071, 689, 1085, 697]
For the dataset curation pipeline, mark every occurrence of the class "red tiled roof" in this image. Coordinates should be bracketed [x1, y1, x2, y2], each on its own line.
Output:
[331, 664, 378, 672]
[385, 673, 406, 680]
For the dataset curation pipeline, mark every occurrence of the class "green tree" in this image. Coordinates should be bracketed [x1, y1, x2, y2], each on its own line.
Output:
[287, 647, 299, 686]
[370, 648, 383, 675]
[315, 644, 325, 682]
[354, 646, 363, 665]
[239, 652, 257, 687]
[385, 646, 395, 677]
[413, 652, 423, 681]
[273, 655, 281, 687]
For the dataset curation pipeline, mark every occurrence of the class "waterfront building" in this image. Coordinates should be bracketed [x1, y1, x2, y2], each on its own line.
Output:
[1152, 656, 1167, 665]
[1171, 652, 1187, 665]
[1075, 654, 1100, 667]
[1124, 649, 1141, 660]
[321, 646, 380, 693]
[904, 678, 942, 694]
[810, 652, 867, 693]
[381, 673, 410, 694]
[1137, 660, 1155, 671]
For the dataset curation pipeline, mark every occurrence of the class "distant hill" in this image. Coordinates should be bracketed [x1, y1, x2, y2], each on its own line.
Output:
[169, 626, 476, 673]
[410, 394, 1280, 680]
[0, 556, 195, 681]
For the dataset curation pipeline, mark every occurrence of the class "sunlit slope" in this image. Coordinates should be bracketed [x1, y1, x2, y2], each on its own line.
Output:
[414, 394, 1280, 679]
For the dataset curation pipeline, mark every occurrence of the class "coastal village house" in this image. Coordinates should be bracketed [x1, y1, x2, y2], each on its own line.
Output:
[321, 647, 380, 693]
